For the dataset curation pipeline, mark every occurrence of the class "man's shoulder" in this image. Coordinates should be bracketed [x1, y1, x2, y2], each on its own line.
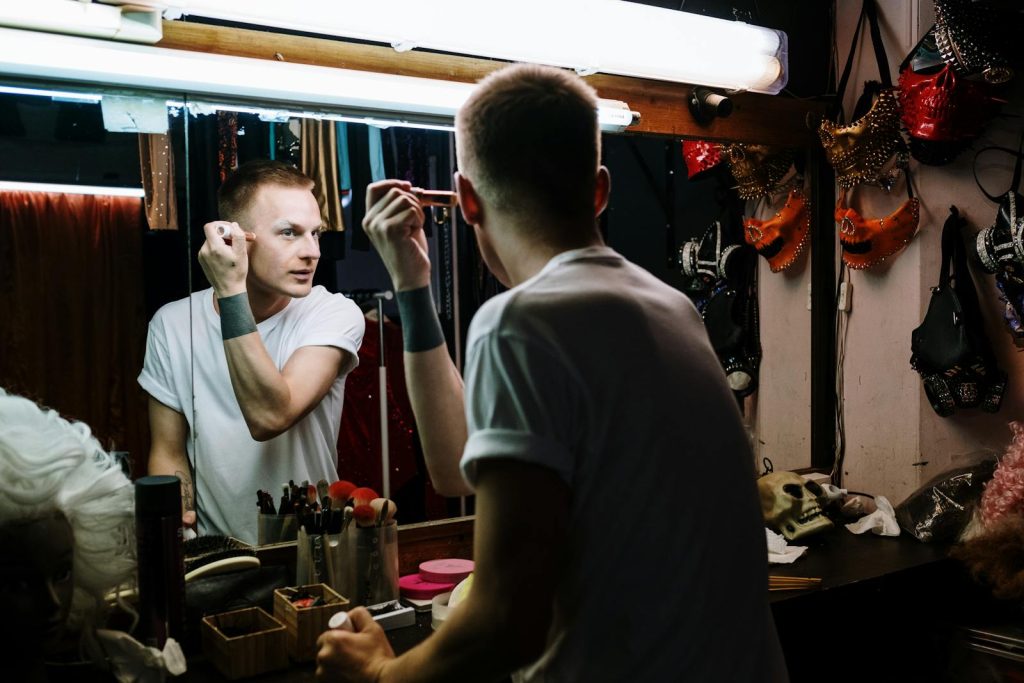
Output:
[292, 286, 360, 316]
[151, 289, 209, 327]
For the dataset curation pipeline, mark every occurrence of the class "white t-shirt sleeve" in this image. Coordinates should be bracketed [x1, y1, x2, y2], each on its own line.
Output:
[461, 330, 582, 489]
[299, 293, 365, 375]
[137, 308, 182, 412]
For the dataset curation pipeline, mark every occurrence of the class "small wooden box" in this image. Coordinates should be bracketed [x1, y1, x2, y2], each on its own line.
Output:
[200, 607, 288, 680]
[273, 583, 350, 661]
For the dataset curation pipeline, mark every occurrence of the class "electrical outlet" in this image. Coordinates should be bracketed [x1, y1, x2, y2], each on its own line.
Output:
[838, 281, 852, 312]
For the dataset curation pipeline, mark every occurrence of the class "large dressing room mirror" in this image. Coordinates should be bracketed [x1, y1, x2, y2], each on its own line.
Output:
[0, 79, 816, 532]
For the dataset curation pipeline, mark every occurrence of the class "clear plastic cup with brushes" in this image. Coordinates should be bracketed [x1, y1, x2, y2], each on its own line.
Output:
[296, 481, 399, 606]
[256, 482, 300, 545]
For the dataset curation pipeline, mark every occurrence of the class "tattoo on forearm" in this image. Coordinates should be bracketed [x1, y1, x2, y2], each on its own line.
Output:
[175, 470, 195, 511]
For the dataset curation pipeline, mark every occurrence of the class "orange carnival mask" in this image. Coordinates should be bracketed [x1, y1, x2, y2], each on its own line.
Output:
[836, 193, 920, 270]
[743, 188, 811, 273]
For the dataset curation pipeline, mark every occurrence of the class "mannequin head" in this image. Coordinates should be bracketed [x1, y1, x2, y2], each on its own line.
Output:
[0, 390, 134, 660]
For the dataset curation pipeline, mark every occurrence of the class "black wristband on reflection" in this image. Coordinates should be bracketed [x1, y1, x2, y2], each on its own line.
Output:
[218, 292, 257, 340]
[396, 286, 445, 352]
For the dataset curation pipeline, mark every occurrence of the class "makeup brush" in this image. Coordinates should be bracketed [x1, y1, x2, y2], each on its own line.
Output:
[317, 479, 330, 510]
[412, 189, 457, 208]
[353, 504, 376, 528]
[351, 486, 379, 508]
[329, 480, 357, 506]
[215, 224, 256, 244]
[370, 497, 397, 526]
[280, 483, 290, 516]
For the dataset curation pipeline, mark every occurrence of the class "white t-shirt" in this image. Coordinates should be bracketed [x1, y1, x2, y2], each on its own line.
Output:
[139, 286, 364, 544]
[462, 246, 787, 683]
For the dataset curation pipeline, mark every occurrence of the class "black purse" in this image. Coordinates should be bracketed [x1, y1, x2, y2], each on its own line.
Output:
[911, 207, 1006, 416]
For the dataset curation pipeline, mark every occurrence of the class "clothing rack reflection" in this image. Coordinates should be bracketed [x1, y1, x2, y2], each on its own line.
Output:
[342, 289, 394, 499]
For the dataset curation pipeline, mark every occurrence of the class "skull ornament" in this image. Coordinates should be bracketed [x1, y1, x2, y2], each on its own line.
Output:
[756, 472, 834, 541]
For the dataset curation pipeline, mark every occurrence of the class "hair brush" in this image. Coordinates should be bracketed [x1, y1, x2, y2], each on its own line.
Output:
[183, 535, 260, 582]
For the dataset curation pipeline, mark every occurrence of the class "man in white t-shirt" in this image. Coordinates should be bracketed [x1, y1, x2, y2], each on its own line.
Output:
[139, 160, 364, 543]
[316, 65, 787, 682]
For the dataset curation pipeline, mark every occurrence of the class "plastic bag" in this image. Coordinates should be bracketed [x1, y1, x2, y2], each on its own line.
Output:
[895, 458, 997, 542]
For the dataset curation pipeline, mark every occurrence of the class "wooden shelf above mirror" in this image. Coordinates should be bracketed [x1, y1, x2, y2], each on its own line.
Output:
[158, 21, 823, 146]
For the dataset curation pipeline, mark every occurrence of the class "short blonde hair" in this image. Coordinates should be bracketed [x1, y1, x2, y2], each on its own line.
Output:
[456, 63, 601, 232]
[218, 159, 314, 223]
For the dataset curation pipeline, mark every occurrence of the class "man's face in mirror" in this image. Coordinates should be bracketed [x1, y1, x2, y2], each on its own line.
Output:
[0, 514, 75, 656]
[244, 183, 323, 301]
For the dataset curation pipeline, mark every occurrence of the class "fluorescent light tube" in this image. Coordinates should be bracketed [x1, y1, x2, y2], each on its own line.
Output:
[162, 0, 787, 93]
[0, 181, 145, 198]
[0, 28, 638, 131]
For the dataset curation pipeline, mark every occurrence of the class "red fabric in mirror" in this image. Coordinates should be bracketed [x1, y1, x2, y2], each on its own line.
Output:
[0, 190, 149, 469]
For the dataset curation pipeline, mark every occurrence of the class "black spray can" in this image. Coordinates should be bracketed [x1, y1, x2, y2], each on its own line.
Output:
[134, 475, 186, 648]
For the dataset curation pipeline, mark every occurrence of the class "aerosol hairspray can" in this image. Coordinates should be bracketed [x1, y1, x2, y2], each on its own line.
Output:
[134, 475, 186, 648]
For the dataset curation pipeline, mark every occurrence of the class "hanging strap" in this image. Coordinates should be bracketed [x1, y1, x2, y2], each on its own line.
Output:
[833, 0, 892, 121]
[937, 206, 958, 290]
[973, 133, 1024, 203]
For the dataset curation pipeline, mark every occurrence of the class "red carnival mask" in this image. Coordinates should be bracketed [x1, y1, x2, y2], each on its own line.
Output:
[899, 64, 1000, 143]
[743, 188, 811, 273]
[836, 194, 921, 270]
[682, 140, 723, 180]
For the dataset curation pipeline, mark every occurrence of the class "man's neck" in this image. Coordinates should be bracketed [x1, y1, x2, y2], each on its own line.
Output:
[501, 229, 605, 287]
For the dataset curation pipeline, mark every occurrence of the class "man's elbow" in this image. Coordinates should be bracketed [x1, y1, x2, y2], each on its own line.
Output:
[431, 475, 473, 498]
[246, 414, 292, 442]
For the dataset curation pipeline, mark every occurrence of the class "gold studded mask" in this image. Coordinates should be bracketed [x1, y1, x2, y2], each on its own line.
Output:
[722, 143, 795, 200]
[819, 82, 909, 191]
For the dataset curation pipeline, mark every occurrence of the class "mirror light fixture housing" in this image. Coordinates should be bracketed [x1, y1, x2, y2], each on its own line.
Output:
[0, 27, 639, 132]
[0, 0, 161, 44]
[148, 0, 788, 94]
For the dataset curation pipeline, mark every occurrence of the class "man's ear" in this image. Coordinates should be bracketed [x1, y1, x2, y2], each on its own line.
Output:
[594, 165, 611, 218]
[455, 172, 483, 226]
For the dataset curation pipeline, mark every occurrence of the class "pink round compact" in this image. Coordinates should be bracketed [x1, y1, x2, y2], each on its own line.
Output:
[418, 558, 474, 584]
[399, 573, 455, 600]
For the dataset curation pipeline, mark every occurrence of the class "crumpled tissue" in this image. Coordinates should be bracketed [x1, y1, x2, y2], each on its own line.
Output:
[94, 630, 187, 683]
[765, 528, 807, 564]
[844, 495, 900, 536]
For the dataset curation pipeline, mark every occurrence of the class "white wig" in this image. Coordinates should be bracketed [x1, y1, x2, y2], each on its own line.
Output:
[0, 389, 135, 631]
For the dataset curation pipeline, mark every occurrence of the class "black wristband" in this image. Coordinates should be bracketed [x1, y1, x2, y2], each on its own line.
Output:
[218, 292, 257, 340]
[396, 286, 445, 352]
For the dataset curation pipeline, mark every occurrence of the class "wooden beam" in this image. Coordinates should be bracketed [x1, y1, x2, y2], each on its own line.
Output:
[158, 21, 822, 146]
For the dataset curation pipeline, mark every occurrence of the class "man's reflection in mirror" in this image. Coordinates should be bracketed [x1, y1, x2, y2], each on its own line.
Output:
[138, 161, 365, 544]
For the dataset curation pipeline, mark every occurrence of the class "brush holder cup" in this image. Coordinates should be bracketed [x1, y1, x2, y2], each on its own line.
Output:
[297, 523, 399, 607]
[257, 513, 299, 546]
